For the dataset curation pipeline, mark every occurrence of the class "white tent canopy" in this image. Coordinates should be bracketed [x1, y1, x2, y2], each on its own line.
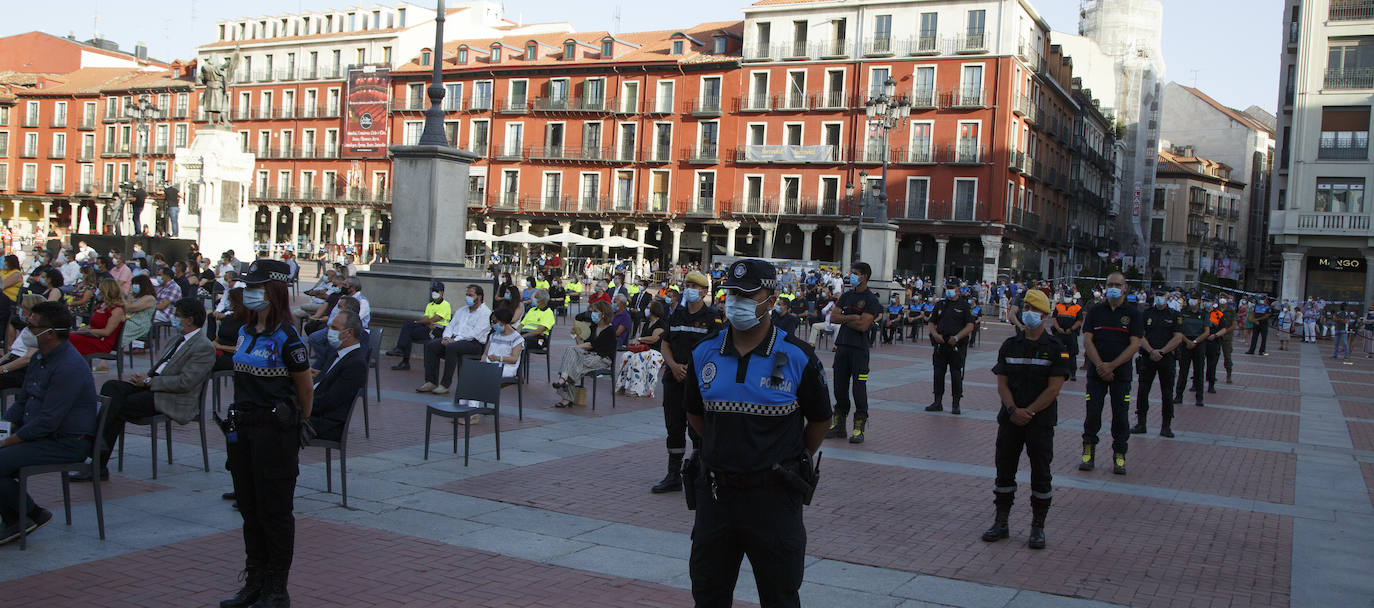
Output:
[595, 235, 657, 249]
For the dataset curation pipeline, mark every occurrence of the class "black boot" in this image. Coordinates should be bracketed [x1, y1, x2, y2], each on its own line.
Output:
[951, 399, 961, 415]
[1160, 418, 1174, 438]
[220, 566, 265, 608]
[1130, 411, 1146, 434]
[650, 454, 683, 494]
[825, 414, 847, 439]
[924, 399, 943, 412]
[1028, 496, 1050, 549]
[1078, 442, 1094, 471]
[981, 491, 1013, 542]
[848, 418, 867, 444]
[249, 570, 290, 608]
[390, 359, 411, 371]
[1207, 382, 1217, 394]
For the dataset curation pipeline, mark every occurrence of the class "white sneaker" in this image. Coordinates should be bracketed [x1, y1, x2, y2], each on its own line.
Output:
[416, 382, 436, 393]
[432, 385, 449, 395]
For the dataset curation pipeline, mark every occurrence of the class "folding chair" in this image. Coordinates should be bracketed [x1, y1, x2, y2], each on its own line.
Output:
[117, 380, 211, 478]
[309, 387, 363, 508]
[423, 361, 502, 465]
[17, 396, 111, 550]
[580, 350, 618, 411]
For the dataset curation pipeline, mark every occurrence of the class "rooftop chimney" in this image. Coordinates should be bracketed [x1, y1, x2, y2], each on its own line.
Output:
[135, 42, 148, 60]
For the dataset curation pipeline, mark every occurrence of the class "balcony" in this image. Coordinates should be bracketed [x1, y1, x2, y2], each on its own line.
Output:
[45, 179, 64, 193]
[500, 98, 529, 114]
[394, 98, 426, 111]
[956, 33, 988, 54]
[20, 148, 38, 159]
[907, 35, 939, 55]
[78, 147, 95, 162]
[532, 96, 609, 112]
[778, 93, 809, 111]
[1317, 140, 1369, 160]
[909, 88, 939, 110]
[1324, 68, 1374, 89]
[173, 106, 189, 119]
[685, 144, 720, 164]
[738, 94, 773, 112]
[79, 182, 97, 195]
[50, 116, 68, 128]
[1295, 213, 1372, 233]
[22, 116, 38, 128]
[949, 142, 984, 165]
[814, 90, 849, 110]
[783, 41, 813, 60]
[863, 37, 895, 57]
[688, 98, 723, 117]
[946, 89, 984, 109]
[468, 97, 493, 112]
[1009, 151, 1029, 173]
[853, 145, 887, 164]
[1330, 0, 1374, 20]
[538, 196, 574, 212]
[528, 145, 569, 160]
[897, 146, 933, 164]
[19, 180, 36, 192]
[47, 147, 66, 159]
[819, 40, 848, 58]
[493, 144, 524, 160]
[742, 45, 771, 62]
[687, 197, 715, 216]
[647, 145, 673, 163]
[734, 145, 840, 164]
[78, 117, 97, 130]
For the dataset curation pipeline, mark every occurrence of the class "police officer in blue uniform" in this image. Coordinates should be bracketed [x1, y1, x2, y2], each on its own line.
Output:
[825, 262, 880, 443]
[1132, 290, 1183, 437]
[983, 289, 1070, 549]
[220, 260, 313, 608]
[682, 259, 831, 608]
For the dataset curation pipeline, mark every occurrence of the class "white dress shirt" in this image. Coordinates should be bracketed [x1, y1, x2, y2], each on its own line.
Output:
[319, 342, 361, 380]
[443, 303, 493, 344]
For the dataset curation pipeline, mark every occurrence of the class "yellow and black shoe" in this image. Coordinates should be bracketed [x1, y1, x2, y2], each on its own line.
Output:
[1113, 452, 1127, 475]
[849, 419, 867, 444]
[825, 415, 846, 439]
[1078, 442, 1095, 471]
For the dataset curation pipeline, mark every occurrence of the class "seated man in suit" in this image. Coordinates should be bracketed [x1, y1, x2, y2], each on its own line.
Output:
[308, 310, 367, 442]
[0, 301, 98, 545]
[80, 297, 216, 480]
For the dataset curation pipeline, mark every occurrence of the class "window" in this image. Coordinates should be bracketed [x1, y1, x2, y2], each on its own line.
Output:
[565, 43, 576, 58]
[457, 48, 468, 63]
[966, 10, 987, 49]
[654, 123, 672, 160]
[581, 173, 600, 210]
[53, 101, 67, 126]
[48, 165, 64, 192]
[584, 78, 606, 107]
[403, 121, 423, 145]
[906, 178, 929, 219]
[918, 13, 938, 51]
[545, 123, 565, 155]
[786, 71, 806, 108]
[873, 14, 892, 52]
[650, 171, 670, 212]
[583, 122, 602, 155]
[870, 67, 890, 97]
[21, 164, 36, 191]
[825, 70, 845, 107]
[960, 65, 984, 104]
[701, 76, 722, 108]
[154, 124, 168, 152]
[792, 20, 809, 56]
[1315, 178, 1365, 213]
[491, 47, 501, 62]
[697, 171, 716, 211]
[473, 81, 493, 109]
[601, 40, 614, 57]
[913, 66, 936, 105]
[470, 120, 489, 152]
[408, 83, 424, 109]
[784, 123, 802, 146]
[0, 132, 7, 156]
[672, 41, 684, 55]
[698, 121, 719, 154]
[1326, 38, 1374, 89]
[615, 171, 634, 210]
[953, 178, 977, 220]
[822, 123, 841, 153]
[957, 123, 980, 162]
[621, 81, 639, 113]
[747, 124, 766, 146]
[750, 72, 769, 109]
[355, 48, 366, 64]
[782, 176, 801, 213]
[714, 36, 727, 54]
[656, 80, 674, 112]
[23, 132, 37, 157]
[383, 46, 392, 65]
[1318, 106, 1369, 159]
[504, 123, 524, 154]
[821, 176, 840, 214]
[618, 123, 637, 160]
[756, 22, 771, 56]
[0, 106, 8, 126]
[744, 175, 763, 211]
[509, 80, 528, 106]
[910, 123, 933, 162]
[25, 101, 38, 126]
[526, 43, 538, 59]
[500, 170, 519, 207]
[443, 83, 463, 111]
[543, 172, 562, 208]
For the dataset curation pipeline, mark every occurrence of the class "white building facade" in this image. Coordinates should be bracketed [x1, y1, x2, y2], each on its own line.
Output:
[1270, 0, 1374, 304]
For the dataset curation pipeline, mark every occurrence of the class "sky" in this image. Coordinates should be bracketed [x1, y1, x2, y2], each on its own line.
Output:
[5, 0, 1282, 112]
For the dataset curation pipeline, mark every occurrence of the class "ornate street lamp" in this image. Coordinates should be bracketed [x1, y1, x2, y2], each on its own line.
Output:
[861, 78, 910, 225]
[124, 93, 161, 188]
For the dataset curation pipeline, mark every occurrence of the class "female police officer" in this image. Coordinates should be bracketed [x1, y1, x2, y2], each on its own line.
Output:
[982, 288, 1070, 550]
[220, 259, 313, 608]
[682, 259, 831, 607]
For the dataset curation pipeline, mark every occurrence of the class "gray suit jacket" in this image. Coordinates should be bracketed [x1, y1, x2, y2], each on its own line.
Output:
[147, 330, 216, 424]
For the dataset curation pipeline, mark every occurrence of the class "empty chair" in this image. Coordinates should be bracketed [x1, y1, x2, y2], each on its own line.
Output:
[423, 361, 502, 466]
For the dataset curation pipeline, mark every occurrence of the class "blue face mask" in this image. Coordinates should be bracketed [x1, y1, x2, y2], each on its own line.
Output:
[1154, 296, 1167, 308]
[590, 311, 601, 323]
[243, 288, 268, 311]
[131, 284, 141, 295]
[1105, 287, 1123, 300]
[464, 295, 476, 307]
[1021, 310, 1044, 329]
[848, 274, 860, 287]
[683, 288, 702, 304]
[724, 295, 765, 331]
[945, 289, 956, 299]
[492, 322, 504, 333]
[170, 316, 182, 332]
[326, 328, 342, 348]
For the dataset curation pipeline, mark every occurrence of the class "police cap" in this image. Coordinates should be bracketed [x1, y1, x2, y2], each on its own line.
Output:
[722, 259, 778, 293]
[431, 281, 446, 292]
[241, 259, 292, 284]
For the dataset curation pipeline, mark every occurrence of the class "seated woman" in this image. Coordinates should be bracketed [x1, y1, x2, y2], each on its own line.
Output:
[123, 274, 157, 352]
[211, 288, 246, 371]
[70, 265, 99, 323]
[550, 300, 615, 408]
[616, 300, 667, 398]
[0, 294, 47, 390]
[38, 268, 65, 302]
[482, 306, 524, 380]
[70, 279, 127, 356]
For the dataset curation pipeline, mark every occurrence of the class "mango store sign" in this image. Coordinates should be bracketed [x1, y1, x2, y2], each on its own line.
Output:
[1308, 257, 1364, 272]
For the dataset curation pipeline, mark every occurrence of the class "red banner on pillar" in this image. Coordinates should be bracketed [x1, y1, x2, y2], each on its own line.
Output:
[343, 66, 391, 158]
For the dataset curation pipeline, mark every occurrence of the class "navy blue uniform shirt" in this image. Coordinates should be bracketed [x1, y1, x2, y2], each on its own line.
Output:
[3, 341, 97, 441]
[992, 331, 1071, 427]
[834, 288, 881, 348]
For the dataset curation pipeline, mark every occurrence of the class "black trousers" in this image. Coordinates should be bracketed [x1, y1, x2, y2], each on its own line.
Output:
[1135, 354, 1176, 423]
[1176, 344, 1206, 402]
[994, 417, 1054, 496]
[1248, 322, 1269, 354]
[661, 377, 700, 456]
[1082, 374, 1131, 454]
[1205, 339, 1222, 384]
[832, 345, 870, 423]
[932, 342, 966, 401]
[1057, 330, 1080, 377]
[690, 479, 804, 608]
[97, 380, 159, 467]
[393, 321, 440, 356]
[227, 419, 299, 572]
[131, 202, 145, 234]
[422, 339, 484, 386]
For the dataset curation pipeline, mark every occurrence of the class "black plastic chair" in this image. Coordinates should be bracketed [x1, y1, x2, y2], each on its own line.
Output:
[310, 387, 363, 509]
[83, 323, 127, 380]
[423, 361, 502, 466]
[117, 380, 211, 479]
[209, 369, 236, 415]
[360, 328, 383, 437]
[521, 333, 551, 385]
[580, 351, 618, 411]
[16, 395, 111, 550]
[501, 357, 524, 421]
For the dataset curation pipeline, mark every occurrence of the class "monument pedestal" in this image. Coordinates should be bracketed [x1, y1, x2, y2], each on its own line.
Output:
[174, 129, 255, 258]
[857, 222, 901, 299]
[360, 145, 485, 324]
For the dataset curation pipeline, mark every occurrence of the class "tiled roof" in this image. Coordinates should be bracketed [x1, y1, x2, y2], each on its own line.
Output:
[201, 27, 405, 49]
[1157, 149, 1240, 185]
[10, 67, 191, 96]
[1176, 85, 1275, 136]
[750, 0, 832, 6]
[393, 21, 743, 73]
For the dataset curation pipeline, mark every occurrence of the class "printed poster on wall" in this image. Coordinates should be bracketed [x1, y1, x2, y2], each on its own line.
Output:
[344, 66, 391, 158]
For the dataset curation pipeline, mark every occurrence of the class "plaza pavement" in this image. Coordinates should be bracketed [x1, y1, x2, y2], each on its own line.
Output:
[2, 272, 1372, 607]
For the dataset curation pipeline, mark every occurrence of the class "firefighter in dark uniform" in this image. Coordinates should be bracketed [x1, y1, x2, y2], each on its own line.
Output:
[1132, 290, 1184, 437]
[982, 288, 1069, 550]
[682, 259, 831, 608]
[1079, 271, 1143, 475]
[653, 270, 720, 494]
[1204, 295, 1237, 391]
[219, 260, 313, 608]
[1051, 293, 1084, 381]
[1174, 295, 1211, 407]
[824, 262, 881, 443]
[926, 279, 976, 414]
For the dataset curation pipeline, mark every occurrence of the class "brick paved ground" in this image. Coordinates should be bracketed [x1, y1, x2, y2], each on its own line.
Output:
[1, 267, 1370, 607]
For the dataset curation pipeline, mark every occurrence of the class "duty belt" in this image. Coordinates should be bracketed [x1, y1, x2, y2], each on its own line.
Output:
[227, 407, 277, 427]
[710, 468, 783, 490]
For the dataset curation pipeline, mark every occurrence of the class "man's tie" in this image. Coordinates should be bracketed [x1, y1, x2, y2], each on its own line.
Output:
[153, 336, 185, 370]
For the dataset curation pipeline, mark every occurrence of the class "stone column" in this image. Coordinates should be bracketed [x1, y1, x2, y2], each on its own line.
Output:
[838, 225, 856, 273]
[94, 204, 104, 234]
[635, 224, 648, 276]
[798, 223, 817, 262]
[934, 236, 950, 290]
[67, 203, 78, 231]
[1280, 248, 1306, 303]
[268, 206, 280, 249]
[288, 205, 302, 251]
[600, 222, 614, 259]
[1364, 249, 1374, 309]
[668, 221, 685, 266]
[311, 206, 324, 248]
[979, 234, 1003, 283]
[762, 225, 775, 259]
[334, 208, 347, 250]
[722, 220, 740, 257]
[361, 209, 373, 261]
[40, 202, 51, 235]
[484, 218, 497, 259]
[520, 219, 533, 271]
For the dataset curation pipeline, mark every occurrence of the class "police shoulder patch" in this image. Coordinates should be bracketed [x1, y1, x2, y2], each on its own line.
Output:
[1120, 316, 1130, 325]
[701, 361, 717, 384]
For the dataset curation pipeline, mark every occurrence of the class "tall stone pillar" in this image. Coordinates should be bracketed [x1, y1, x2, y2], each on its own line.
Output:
[94, 204, 104, 234]
[600, 222, 614, 259]
[635, 224, 648, 276]
[934, 237, 950, 290]
[361, 209, 373, 261]
[268, 206, 280, 249]
[762, 225, 775, 259]
[668, 221, 685, 266]
[798, 223, 816, 262]
[311, 206, 324, 247]
[722, 220, 740, 257]
[40, 202, 51, 235]
[1280, 249, 1306, 303]
[288, 205, 302, 251]
[838, 225, 856, 273]
[980, 234, 1003, 283]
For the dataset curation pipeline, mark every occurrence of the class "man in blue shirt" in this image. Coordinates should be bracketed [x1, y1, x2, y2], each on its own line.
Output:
[0, 301, 98, 545]
[825, 262, 881, 443]
[1246, 297, 1272, 356]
